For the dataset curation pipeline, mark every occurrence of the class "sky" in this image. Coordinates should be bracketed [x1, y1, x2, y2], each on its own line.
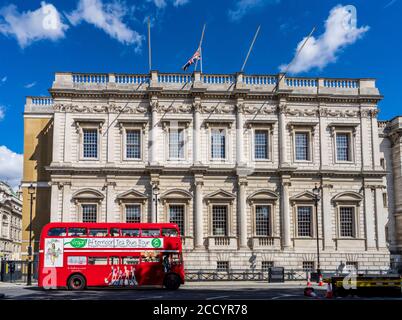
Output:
[0, 0, 401, 188]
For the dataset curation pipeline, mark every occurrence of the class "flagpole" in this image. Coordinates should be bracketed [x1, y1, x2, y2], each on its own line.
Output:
[240, 25, 260, 73]
[148, 17, 152, 72]
[195, 23, 206, 71]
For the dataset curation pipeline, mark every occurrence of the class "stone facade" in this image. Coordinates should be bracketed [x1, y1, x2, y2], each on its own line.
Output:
[0, 182, 22, 260]
[23, 71, 396, 271]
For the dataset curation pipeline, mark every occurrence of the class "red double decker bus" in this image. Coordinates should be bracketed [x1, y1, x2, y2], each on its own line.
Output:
[38, 222, 185, 290]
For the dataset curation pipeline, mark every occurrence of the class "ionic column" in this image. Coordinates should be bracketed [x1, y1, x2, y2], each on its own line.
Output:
[50, 182, 60, 222]
[194, 176, 204, 248]
[238, 179, 248, 248]
[193, 100, 201, 164]
[281, 179, 291, 248]
[105, 182, 116, 222]
[364, 185, 376, 250]
[62, 182, 71, 222]
[236, 101, 245, 166]
[321, 182, 334, 249]
[374, 186, 387, 248]
[278, 101, 288, 166]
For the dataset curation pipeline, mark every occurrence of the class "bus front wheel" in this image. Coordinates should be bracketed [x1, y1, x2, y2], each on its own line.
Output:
[164, 273, 181, 290]
[67, 274, 86, 291]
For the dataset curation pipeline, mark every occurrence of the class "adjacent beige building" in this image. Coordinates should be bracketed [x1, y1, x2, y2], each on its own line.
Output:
[0, 181, 22, 260]
[22, 71, 401, 271]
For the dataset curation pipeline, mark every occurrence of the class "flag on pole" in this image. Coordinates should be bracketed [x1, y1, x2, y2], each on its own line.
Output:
[182, 48, 201, 71]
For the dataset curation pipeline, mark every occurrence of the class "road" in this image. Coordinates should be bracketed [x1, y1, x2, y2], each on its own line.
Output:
[0, 281, 401, 300]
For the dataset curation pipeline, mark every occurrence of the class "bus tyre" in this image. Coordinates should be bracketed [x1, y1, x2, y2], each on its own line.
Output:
[68, 274, 86, 291]
[164, 274, 181, 290]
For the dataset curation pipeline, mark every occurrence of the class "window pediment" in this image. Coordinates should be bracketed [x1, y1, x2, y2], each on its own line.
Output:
[204, 189, 235, 203]
[116, 189, 147, 204]
[247, 189, 278, 203]
[160, 189, 192, 203]
[332, 191, 363, 205]
[290, 191, 316, 205]
[72, 188, 104, 203]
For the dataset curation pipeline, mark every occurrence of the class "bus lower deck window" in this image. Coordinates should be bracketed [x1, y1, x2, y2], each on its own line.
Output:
[109, 257, 120, 265]
[141, 252, 160, 263]
[121, 229, 140, 237]
[48, 227, 67, 237]
[89, 228, 108, 237]
[88, 257, 108, 265]
[68, 228, 87, 237]
[142, 229, 160, 237]
[122, 257, 140, 265]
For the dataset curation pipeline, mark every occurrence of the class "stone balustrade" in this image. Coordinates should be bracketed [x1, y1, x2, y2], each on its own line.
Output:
[50, 71, 378, 95]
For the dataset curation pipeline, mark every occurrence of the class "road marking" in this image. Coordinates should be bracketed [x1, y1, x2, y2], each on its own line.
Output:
[136, 296, 163, 300]
[205, 295, 229, 300]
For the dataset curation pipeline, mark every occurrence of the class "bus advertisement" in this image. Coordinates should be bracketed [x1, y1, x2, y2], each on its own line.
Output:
[38, 222, 185, 290]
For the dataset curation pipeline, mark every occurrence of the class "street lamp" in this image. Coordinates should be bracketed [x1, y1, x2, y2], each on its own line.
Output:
[153, 185, 160, 223]
[27, 183, 35, 286]
[312, 184, 321, 280]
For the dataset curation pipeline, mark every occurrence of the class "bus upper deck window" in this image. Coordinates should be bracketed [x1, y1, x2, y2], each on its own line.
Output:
[110, 228, 120, 237]
[162, 228, 178, 237]
[89, 229, 108, 237]
[68, 228, 87, 237]
[47, 227, 67, 237]
[121, 229, 140, 237]
[142, 229, 160, 237]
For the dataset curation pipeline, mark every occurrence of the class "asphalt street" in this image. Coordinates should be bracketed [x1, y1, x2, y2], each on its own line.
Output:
[0, 281, 401, 300]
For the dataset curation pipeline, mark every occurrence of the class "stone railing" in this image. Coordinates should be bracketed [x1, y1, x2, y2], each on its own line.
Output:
[50, 71, 379, 96]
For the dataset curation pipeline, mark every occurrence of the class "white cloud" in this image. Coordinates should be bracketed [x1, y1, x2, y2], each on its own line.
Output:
[0, 145, 22, 190]
[148, 0, 189, 9]
[67, 0, 143, 50]
[173, 0, 190, 7]
[1, 76, 6, 83]
[279, 5, 369, 74]
[0, 1, 68, 48]
[228, 0, 280, 21]
[0, 105, 4, 120]
[24, 81, 37, 88]
[384, 0, 397, 8]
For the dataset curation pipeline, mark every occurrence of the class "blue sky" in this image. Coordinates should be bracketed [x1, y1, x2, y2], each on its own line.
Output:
[0, 0, 401, 187]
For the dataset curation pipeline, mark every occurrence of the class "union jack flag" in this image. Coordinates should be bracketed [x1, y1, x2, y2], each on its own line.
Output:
[182, 48, 201, 71]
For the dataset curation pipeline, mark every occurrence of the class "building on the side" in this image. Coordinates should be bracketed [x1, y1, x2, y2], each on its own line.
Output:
[22, 71, 401, 271]
[0, 181, 22, 260]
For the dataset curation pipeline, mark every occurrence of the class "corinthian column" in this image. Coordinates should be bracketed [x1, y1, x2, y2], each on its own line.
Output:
[238, 178, 248, 248]
[194, 176, 204, 248]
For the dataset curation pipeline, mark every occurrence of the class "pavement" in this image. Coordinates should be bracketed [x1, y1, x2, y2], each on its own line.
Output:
[0, 281, 400, 300]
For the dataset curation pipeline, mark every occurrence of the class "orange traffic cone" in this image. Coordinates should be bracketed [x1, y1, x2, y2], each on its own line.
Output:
[325, 283, 333, 299]
[306, 272, 312, 287]
[318, 274, 324, 286]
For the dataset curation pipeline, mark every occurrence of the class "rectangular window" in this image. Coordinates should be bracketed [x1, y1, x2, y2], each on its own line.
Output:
[122, 256, 140, 265]
[126, 130, 141, 159]
[169, 128, 185, 159]
[88, 228, 108, 237]
[142, 229, 160, 237]
[47, 228, 67, 237]
[110, 228, 120, 237]
[217, 261, 229, 272]
[254, 130, 268, 159]
[83, 128, 98, 158]
[255, 205, 271, 236]
[302, 261, 315, 272]
[297, 206, 312, 237]
[141, 252, 160, 263]
[82, 204, 97, 223]
[67, 256, 87, 266]
[212, 205, 228, 236]
[295, 132, 309, 161]
[169, 205, 185, 236]
[162, 228, 179, 237]
[121, 229, 140, 237]
[68, 228, 87, 237]
[211, 129, 226, 159]
[109, 257, 120, 265]
[380, 158, 385, 169]
[125, 205, 141, 223]
[339, 207, 355, 237]
[336, 133, 351, 161]
[262, 261, 274, 271]
[88, 257, 108, 265]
